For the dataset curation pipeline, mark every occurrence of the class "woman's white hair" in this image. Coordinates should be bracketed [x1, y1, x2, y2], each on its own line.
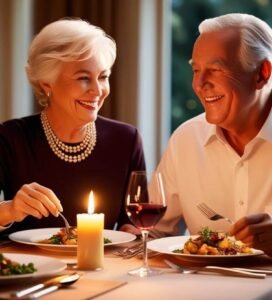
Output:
[199, 13, 272, 72]
[25, 18, 116, 107]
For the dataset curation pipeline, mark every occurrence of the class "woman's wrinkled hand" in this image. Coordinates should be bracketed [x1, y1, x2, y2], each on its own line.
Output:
[229, 213, 272, 257]
[10, 182, 63, 222]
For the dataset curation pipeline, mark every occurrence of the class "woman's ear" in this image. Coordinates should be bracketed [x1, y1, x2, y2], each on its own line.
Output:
[256, 60, 272, 89]
[39, 81, 51, 95]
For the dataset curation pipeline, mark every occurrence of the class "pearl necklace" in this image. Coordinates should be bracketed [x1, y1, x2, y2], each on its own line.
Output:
[40, 111, 96, 163]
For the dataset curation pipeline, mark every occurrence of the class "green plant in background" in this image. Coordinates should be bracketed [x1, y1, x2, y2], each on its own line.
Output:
[171, 0, 272, 131]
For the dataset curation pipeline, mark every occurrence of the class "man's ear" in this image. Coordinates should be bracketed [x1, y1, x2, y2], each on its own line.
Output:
[256, 60, 272, 89]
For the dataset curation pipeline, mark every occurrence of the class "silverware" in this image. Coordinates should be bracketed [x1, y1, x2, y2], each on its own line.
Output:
[164, 259, 266, 279]
[112, 239, 156, 259]
[59, 212, 74, 236]
[197, 202, 234, 224]
[112, 241, 144, 258]
[232, 267, 272, 274]
[11, 272, 80, 298]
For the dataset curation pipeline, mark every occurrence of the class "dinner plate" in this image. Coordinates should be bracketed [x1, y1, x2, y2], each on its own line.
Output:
[147, 236, 264, 263]
[9, 228, 136, 253]
[0, 253, 66, 283]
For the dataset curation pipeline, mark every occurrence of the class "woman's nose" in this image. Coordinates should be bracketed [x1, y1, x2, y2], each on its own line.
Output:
[88, 80, 102, 96]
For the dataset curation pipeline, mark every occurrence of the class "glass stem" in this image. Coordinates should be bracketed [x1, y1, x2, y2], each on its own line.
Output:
[141, 230, 149, 268]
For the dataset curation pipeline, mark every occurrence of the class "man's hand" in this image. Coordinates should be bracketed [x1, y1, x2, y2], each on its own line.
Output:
[229, 213, 272, 257]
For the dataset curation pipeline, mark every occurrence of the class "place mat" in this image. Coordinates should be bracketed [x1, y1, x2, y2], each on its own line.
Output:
[0, 278, 126, 300]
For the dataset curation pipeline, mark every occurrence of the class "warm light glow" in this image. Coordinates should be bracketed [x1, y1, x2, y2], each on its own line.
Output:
[88, 191, 95, 214]
[135, 185, 141, 202]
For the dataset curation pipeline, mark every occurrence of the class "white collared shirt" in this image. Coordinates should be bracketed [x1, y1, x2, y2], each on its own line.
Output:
[151, 111, 272, 235]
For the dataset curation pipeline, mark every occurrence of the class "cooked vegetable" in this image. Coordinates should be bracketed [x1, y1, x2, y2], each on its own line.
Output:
[39, 228, 112, 245]
[0, 253, 36, 276]
[173, 227, 252, 255]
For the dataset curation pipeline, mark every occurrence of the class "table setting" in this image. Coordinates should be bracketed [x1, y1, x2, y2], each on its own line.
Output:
[0, 172, 272, 299]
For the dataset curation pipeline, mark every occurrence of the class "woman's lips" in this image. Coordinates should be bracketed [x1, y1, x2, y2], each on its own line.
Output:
[77, 100, 98, 110]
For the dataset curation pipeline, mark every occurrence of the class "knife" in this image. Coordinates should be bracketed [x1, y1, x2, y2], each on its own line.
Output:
[164, 260, 266, 279]
[232, 267, 272, 274]
[11, 273, 80, 298]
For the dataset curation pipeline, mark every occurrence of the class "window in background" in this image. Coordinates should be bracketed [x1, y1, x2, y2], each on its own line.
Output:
[171, 0, 272, 132]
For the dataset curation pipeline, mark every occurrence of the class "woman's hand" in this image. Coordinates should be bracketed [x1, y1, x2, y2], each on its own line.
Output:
[9, 182, 63, 222]
[229, 213, 272, 257]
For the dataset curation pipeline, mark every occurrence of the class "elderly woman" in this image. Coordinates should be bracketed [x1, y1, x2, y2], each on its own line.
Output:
[0, 19, 145, 234]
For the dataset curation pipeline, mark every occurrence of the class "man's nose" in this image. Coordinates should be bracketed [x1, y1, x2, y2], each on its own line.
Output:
[194, 72, 211, 92]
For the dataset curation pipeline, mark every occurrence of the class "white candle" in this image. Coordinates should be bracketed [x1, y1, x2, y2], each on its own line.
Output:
[77, 191, 104, 270]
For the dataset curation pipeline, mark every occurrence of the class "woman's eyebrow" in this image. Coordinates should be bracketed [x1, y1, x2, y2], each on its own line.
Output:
[73, 69, 111, 75]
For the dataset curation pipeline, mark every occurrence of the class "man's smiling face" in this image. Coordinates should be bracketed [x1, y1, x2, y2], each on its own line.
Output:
[191, 29, 257, 132]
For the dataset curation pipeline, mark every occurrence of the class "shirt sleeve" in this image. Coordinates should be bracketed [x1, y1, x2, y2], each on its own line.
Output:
[149, 135, 186, 236]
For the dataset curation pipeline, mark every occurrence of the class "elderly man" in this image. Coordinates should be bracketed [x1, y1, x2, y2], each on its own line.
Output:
[149, 13, 272, 257]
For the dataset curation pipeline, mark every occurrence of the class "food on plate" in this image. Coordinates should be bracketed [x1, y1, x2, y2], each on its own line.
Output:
[173, 227, 252, 255]
[0, 253, 36, 276]
[39, 228, 112, 245]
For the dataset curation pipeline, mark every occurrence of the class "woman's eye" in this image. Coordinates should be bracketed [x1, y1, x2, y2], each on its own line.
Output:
[100, 75, 109, 80]
[78, 76, 90, 81]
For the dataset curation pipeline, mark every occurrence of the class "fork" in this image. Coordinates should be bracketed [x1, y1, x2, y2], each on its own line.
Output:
[164, 260, 266, 279]
[197, 202, 234, 224]
[112, 239, 158, 259]
[59, 212, 74, 236]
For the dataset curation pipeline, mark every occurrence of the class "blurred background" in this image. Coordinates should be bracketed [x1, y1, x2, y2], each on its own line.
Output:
[1, 0, 272, 174]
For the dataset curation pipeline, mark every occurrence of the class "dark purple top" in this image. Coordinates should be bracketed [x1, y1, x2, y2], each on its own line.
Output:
[0, 114, 145, 234]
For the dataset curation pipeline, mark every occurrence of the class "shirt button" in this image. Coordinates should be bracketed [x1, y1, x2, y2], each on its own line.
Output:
[239, 201, 244, 205]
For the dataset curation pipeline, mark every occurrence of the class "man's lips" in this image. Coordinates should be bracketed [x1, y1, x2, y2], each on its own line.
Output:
[205, 95, 224, 102]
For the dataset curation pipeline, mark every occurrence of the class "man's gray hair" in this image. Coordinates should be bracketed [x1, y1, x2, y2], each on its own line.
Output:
[199, 13, 272, 72]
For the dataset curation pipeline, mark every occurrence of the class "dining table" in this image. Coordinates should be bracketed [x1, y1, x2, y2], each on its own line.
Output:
[0, 238, 272, 300]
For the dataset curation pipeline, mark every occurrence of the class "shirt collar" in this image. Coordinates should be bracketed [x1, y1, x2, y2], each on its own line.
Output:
[256, 107, 272, 142]
[203, 121, 225, 146]
[203, 107, 272, 147]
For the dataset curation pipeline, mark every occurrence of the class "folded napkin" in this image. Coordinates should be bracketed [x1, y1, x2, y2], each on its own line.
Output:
[0, 278, 126, 300]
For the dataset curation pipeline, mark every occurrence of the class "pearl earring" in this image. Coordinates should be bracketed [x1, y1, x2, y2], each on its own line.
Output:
[46, 91, 51, 98]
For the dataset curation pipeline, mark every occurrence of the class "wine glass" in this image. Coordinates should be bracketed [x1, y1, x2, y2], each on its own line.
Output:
[125, 170, 167, 277]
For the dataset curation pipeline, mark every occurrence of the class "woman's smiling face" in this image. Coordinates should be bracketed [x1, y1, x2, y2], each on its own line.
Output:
[47, 54, 111, 126]
[191, 29, 258, 131]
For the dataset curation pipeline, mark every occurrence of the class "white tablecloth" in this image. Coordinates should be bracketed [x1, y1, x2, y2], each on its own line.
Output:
[1, 242, 272, 300]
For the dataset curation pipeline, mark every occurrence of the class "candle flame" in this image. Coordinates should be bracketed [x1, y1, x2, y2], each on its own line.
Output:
[88, 191, 95, 214]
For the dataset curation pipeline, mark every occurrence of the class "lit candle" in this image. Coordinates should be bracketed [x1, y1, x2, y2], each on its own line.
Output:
[77, 191, 104, 270]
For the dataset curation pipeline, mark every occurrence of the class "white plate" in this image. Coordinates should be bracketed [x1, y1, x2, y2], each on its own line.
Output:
[0, 253, 66, 282]
[147, 236, 264, 263]
[9, 228, 136, 253]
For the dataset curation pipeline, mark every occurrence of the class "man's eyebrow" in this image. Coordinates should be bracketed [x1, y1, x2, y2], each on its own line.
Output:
[188, 59, 227, 67]
[208, 59, 227, 67]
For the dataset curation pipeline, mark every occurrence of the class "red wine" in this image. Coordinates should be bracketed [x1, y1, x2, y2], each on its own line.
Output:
[126, 203, 167, 230]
